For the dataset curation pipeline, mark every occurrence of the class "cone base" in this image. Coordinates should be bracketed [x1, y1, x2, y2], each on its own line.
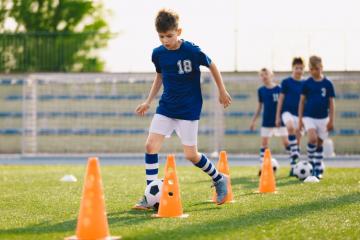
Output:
[65, 235, 121, 240]
[254, 190, 278, 194]
[151, 213, 189, 218]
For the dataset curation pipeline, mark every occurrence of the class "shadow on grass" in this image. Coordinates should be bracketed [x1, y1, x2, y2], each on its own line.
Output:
[0, 209, 156, 236]
[136, 192, 360, 239]
[231, 176, 300, 189]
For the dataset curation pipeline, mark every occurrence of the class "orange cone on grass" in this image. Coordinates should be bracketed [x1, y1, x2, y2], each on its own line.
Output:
[65, 157, 120, 240]
[153, 154, 188, 218]
[258, 149, 276, 193]
[212, 151, 234, 203]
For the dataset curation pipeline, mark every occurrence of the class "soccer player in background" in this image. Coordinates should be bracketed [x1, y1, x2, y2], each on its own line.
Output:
[250, 68, 289, 171]
[276, 57, 305, 176]
[298, 55, 335, 179]
[134, 9, 232, 209]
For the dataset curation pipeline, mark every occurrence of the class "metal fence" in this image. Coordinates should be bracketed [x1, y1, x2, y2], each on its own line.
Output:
[0, 32, 106, 73]
[1, 72, 359, 155]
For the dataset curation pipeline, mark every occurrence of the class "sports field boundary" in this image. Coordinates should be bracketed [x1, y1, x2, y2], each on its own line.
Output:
[0, 153, 359, 167]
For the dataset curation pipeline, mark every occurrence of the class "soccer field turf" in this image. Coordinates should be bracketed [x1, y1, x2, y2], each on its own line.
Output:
[1, 165, 359, 239]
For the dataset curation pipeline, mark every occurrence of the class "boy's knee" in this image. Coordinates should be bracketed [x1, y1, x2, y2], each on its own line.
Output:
[287, 125, 295, 134]
[184, 152, 199, 162]
[145, 140, 157, 154]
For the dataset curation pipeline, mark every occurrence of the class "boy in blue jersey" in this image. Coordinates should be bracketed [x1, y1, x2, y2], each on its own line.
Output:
[133, 9, 232, 209]
[276, 57, 305, 176]
[250, 68, 289, 169]
[298, 56, 335, 179]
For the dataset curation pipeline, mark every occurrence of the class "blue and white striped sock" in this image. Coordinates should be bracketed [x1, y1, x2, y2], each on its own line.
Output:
[307, 143, 317, 166]
[315, 146, 324, 173]
[194, 154, 223, 183]
[288, 135, 299, 161]
[260, 147, 266, 163]
[145, 153, 159, 185]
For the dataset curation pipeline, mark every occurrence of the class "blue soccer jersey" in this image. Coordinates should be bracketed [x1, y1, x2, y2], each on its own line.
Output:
[302, 77, 336, 119]
[258, 85, 282, 127]
[280, 77, 303, 116]
[152, 40, 212, 120]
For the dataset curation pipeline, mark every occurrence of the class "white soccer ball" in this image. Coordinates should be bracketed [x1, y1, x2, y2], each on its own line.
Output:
[144, 179, 163, 209]
[294, 161, 313, 180]
[259, 158, 280, 176]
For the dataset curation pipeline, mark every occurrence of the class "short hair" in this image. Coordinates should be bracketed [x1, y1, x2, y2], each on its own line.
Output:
[259, 67, 273, 75]
[155, 9, 179, 33]
[292, 57, 305, 67]
[309, 55, 323, 68]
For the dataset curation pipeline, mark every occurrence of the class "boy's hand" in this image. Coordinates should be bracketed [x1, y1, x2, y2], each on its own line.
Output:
[219, 90, 232, 108]
[249, 122, 256, 131]
[135, 101, 150, 116]
[275, 116, 281, 128]
[327, 120, 334, 131]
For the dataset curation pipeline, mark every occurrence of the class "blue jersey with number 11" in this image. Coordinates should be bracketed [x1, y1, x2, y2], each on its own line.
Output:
[152, 40, 212, 120]
[258, 85, 282, 127]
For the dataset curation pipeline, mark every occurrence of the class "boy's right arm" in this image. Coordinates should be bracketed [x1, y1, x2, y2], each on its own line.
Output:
[250, 102, 262, 131]
[135, 73, 162, 116]
[275, 93, 284, 127]
[298, 95, 306, 130]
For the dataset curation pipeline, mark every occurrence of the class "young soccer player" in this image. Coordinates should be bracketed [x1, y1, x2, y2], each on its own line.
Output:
[250, 68, 289, 167]
[276, 57, 305, 176]
[133, 9, 232, 209]
[298, 55, 335, 179]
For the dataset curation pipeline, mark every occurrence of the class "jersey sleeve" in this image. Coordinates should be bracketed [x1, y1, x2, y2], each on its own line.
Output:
[280, 79, 288, 94]
[301, 81, 309, 96]
[328, 81, 336, 98]
[258, 88, 263, 103]
[151, 49, 161, 73]
[193, 44, 212, 67]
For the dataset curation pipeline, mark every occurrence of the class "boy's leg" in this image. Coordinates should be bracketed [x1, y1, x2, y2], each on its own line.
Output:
[314, 140, 324, 179]
[177, 119, 227, 205]
[282, 113, 300, 175]
[145, 133, 165, 185]
[183, 145, 227, 205]
[133, 114, 173, 210]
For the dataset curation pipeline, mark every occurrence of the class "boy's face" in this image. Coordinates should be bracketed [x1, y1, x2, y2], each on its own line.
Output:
[309, 64, 323, 79]
[292, 64, 304, 79]
[259, 71, 273, 84]
[158, 28, 181, 50]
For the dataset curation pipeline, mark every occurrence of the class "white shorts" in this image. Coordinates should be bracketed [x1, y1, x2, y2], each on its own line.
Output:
[149, 114, 198, 146]
[303, 117, 329, 140]
[261, 127, 288, 137]
[281, 112, 299, 127]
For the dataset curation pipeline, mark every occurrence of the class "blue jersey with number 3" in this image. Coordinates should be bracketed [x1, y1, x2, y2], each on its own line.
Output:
[152, 40, 212, 120]
[302, 77, 335, 119]
[258, 85, 282, 127]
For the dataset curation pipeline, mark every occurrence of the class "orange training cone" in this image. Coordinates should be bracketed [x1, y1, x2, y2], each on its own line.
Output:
[153, 154, 188, 218]
[258, 149, 276, 193]
[212, 151, 234, 203]
[65, 157, 120, 240]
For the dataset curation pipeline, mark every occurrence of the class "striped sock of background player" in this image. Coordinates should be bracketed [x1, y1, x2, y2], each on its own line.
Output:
[285, 145, 291, 155]
[314, 146, 324, 177]
[288, 135, 300, 165]
[259, 147, 266, 162]
[307, 143, 317, 167]
[145, 153, 159, 185]
[194, 154, 223, 183]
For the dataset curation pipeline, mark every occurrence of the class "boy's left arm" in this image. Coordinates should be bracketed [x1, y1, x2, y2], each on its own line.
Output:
[327, 97, 335, 131]
[208, 62, 232, 108]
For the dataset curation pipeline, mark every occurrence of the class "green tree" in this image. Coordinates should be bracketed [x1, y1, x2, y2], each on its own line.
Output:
[0, 0, 112, 72]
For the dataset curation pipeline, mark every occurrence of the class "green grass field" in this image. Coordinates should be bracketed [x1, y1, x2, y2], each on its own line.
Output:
[1, 165, 359, 239]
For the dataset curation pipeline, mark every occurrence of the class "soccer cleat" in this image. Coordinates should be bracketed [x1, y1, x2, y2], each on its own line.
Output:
[132, 195, 151, 210]
[212, 174, 228, 205]
[313, 162, 324, 179]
